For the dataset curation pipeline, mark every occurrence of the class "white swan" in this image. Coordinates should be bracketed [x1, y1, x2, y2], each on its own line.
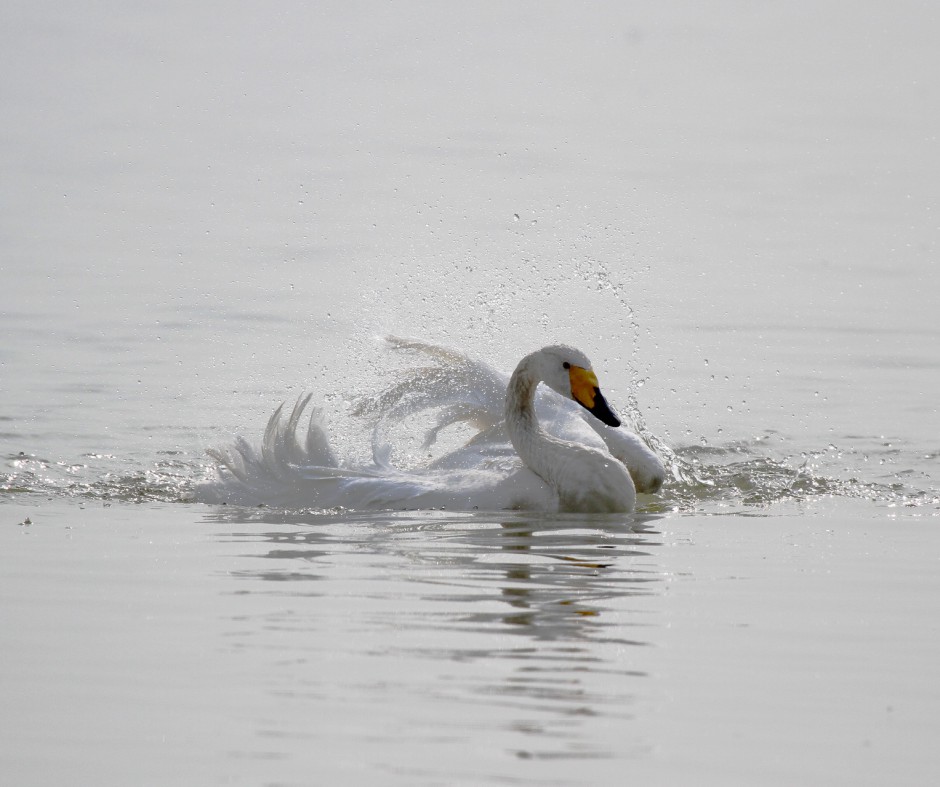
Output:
[199, 339, 666, 513]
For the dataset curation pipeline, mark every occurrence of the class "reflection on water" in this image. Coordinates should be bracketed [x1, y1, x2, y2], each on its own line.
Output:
[206, 509, 663, 771]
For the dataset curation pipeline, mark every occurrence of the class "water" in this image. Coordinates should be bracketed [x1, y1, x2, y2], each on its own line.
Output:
[4, 502, 939, 786]
[2, 2, 939, 785]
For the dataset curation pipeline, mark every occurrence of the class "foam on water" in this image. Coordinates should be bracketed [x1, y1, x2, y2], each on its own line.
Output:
[4, 437, 936, 514]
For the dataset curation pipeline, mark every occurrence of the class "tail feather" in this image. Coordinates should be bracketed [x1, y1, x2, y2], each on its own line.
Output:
[284, 393, 314, 463]
[206, 397, 339, 490]
[206, 443, 249, 483]
[305, 406, 338, 468]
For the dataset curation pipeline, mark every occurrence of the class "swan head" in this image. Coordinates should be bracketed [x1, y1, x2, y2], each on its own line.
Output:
[531, 345, 622, 428]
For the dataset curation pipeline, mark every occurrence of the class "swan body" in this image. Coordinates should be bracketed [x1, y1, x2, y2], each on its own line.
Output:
[199, 338, 666, 513]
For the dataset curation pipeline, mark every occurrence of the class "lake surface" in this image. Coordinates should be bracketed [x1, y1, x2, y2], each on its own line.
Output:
[2, 2, 938, 785]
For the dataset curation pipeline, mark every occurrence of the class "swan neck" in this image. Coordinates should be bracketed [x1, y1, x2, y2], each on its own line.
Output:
[505, 355, 542, 435]
[505, 355, 563, 481]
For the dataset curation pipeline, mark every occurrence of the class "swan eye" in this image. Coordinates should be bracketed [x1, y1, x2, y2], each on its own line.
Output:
[563, 361, 570, 369]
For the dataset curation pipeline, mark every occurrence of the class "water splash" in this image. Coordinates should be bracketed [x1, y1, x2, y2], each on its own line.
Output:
[4, 341, 936, 514]
[2, 451, 196, 504]
[4, 437, 936, 515]
[649, 439, 939, 512]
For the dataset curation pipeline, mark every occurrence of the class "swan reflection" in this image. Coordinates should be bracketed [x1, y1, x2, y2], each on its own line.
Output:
[208, 509, 664, 764]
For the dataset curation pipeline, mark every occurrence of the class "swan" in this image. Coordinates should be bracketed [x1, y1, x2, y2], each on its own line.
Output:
[199, 339, 666, 513]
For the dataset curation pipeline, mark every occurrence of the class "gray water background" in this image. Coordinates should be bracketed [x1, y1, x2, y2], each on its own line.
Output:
[2, 2, 939, 785]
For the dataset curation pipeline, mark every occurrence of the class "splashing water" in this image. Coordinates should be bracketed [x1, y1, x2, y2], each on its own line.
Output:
[4, 340, 936, 514]
[5, 440, 934, 514]
[2, 451, 197, 505]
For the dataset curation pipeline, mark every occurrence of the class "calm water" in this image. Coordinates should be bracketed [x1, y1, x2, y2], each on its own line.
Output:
[2, 2, 939, 785]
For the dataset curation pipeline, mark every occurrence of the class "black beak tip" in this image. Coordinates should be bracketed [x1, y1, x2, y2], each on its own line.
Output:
[589, 389, 621, 428]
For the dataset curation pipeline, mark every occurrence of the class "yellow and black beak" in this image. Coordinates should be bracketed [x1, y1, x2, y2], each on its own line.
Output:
[568, 365, 621, 427]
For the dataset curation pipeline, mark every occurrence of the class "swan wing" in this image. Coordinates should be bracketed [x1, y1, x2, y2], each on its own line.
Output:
[355, 336, 507, 422]
[353, 336, 508, 464]
[583, 417, 666, 493]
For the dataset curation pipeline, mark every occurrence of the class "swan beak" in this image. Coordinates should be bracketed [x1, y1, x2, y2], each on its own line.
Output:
[569, 365, 622, 427]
